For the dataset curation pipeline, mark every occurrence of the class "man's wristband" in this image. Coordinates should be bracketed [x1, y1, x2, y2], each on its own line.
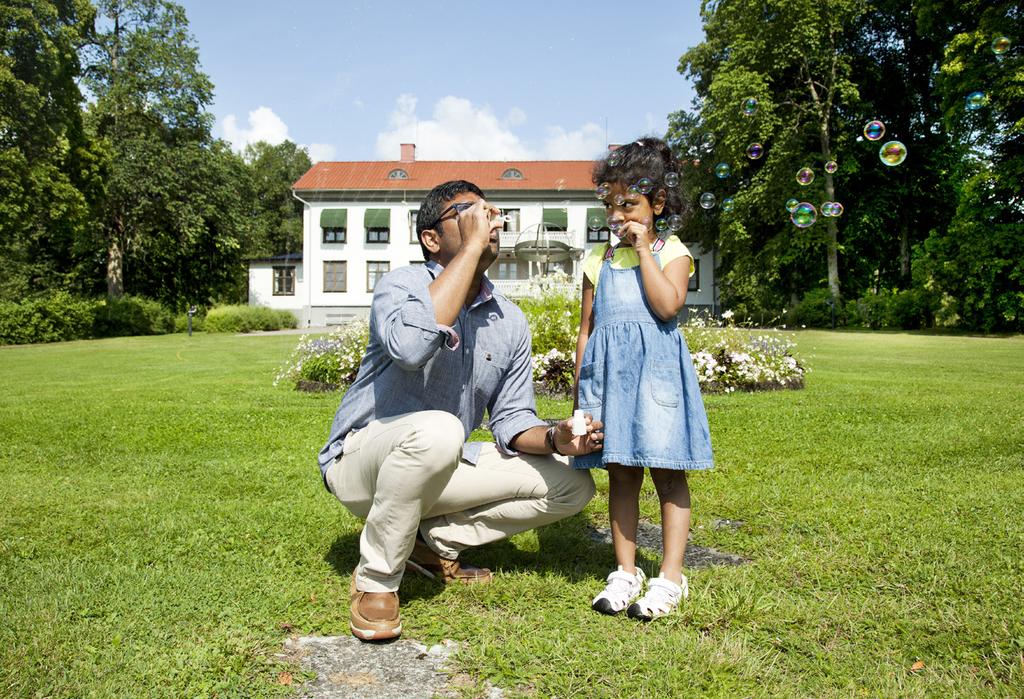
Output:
[545, 425, 563, 455]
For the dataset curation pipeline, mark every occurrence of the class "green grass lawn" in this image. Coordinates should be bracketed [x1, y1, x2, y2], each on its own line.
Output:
[1, 330, 1022, 697]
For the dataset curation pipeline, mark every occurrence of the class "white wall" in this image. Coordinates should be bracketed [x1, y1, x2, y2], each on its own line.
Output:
[295, 198, 718, 317]
[248, 262, 306, 311]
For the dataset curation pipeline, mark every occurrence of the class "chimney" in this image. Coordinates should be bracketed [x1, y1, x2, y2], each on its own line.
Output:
[400, 143, 416, 162]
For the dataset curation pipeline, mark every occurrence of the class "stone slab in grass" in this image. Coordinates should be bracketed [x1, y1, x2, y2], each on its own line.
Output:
[279, 635, 492, 699]
[587, 521, 750, 568]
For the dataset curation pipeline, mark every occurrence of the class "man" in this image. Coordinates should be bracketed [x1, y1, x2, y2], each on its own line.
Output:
[319, 180, 603, 641]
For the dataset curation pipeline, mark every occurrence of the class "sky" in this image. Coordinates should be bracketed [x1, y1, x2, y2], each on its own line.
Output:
[175, 0, 705, 163]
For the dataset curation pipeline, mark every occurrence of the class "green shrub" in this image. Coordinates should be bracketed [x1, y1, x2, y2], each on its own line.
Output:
[786, 288, 837, 328]
[92, 296, 175, 338]
[884, 288, 933, 330]
[204, 305, 297, 333]
[0, 291, 98, 345]
[518, 290, 579, 355]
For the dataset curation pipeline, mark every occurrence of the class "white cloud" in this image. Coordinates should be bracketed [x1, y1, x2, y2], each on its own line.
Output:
[376, 94, 532, 160]
[375, 94, 602, 161]
[221, 106, 336, 163]
[221, 106, 290, 150]
[541, 122, 606, 160]
[353, 97, 365, 110]
[306, 143, 337, 163]
[506, 106, 527, 127]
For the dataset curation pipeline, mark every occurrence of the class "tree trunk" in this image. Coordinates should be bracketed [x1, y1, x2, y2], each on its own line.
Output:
[107, 218, 124, 299]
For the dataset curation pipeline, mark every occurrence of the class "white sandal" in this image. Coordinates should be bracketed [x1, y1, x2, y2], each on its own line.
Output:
[627, 573, 687, 621]
[591, 566, 646, 615]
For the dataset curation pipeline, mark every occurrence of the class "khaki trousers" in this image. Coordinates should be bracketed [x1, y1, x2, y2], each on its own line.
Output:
[325, 410, 596, 593]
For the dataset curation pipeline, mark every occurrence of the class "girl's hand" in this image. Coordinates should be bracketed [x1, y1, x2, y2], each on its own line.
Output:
[620, 220, 655, 252]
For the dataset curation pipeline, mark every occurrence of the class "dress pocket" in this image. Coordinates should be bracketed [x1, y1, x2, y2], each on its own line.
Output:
[648, 361, 681, 408]
[578, 360, 604, 410]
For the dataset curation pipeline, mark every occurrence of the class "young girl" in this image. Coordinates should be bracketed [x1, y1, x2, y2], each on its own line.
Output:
[574, 137, 714, 621]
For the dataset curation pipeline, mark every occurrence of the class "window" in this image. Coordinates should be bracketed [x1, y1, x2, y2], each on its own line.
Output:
[388, 168, 409, 179]
[688, 259, 701, 292]
[501, 208, 520, 232]
[324, 261, 347, 293]
[367, 261, 390, 292]
[542, 208, 567, 232]
[366, 228, 390, 243]
[364, 208, 390, 243]
[273, 266, 295, 295]
[586, 207, 608, 242]
[495, 260, 524, 280]
[320, 209, 347, 242]
[409, 210, 419, 243]
[501, 168, 523, 180]
[323, 228, 346, 244]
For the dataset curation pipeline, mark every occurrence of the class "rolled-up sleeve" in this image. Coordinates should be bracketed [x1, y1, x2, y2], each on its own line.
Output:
[487, 324, 547, 454]
[371, 273, 453, 370]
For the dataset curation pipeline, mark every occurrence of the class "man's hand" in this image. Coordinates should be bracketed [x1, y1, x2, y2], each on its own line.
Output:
[553, 413, 604, 456]
[456, 200, 497, 254]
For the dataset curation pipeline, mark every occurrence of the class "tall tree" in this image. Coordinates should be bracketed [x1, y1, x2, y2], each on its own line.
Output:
[241, 140, 311, 258]
[676, 0, 865, 311]
[80, 0, 218, 301]
[0, 0, 99, 300]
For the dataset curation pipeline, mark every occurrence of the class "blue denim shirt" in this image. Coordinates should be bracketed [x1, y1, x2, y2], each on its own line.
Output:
[318, 261, 547, 480]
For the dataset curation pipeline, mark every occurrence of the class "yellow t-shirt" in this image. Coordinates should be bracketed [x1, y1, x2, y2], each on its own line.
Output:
[582, 235, 695, 289]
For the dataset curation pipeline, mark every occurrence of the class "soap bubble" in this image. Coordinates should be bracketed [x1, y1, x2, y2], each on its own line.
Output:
[863, 120, 885, 141]
[613, 193, 626, 206]
[825, 160, 838, 174]
[790, 202, 817, 228]
[667, 214, 683, 232]
[664, 171, 680, 187]
[831, 202, 844, 217]
[796, 167, 814, 185]
[821, 202, 835, 217]
[608, 152, 621, 167]
[699, 192, 716, 209]
[746, 143, 764, 159]
[637, 177, 654, 194]
[741, 97, 758, 116]
[721, 197, 735, 212]
[879, 140, 907, 166]
[655, 218, 669, 233]
[596, 182, 611, 199]
[786, 198, 799, 212]
[588, 215, 603, 230]
[626, 185, 641, 201]
[992, 36, 1011, 55]
[965, 91, 988, 110]
[701, 133, 716, 149]
[715, 162, 731, 178]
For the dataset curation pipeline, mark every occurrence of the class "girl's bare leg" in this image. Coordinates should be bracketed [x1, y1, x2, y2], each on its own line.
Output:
[606, 463, 644, 574]
[649, 469, 690, 584]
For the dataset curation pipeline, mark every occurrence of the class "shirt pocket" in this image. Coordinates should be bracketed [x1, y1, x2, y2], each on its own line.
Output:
[577, 360, 604, 410]
[474, 348, 511, 405]
[648, 360, 682, 408]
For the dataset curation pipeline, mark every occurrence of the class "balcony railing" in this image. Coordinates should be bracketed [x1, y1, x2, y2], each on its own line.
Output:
[490, 279, 578, 298]
[498, 230, 578, 250]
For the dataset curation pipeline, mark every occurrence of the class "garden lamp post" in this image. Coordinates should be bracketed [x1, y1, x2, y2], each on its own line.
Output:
[187, 306, 197, 336]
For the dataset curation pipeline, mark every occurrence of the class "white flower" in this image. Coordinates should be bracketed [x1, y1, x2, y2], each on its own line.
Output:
[721, 310, 734, 320]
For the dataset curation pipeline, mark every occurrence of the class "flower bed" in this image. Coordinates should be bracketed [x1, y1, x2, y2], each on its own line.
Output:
[275, 308, 806, 397]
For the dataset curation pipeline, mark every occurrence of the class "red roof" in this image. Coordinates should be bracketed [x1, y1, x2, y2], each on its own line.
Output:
[292, 160, 596, 192]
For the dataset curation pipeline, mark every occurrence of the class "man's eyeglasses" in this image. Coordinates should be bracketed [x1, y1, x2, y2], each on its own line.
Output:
[425, 201, 475, 231]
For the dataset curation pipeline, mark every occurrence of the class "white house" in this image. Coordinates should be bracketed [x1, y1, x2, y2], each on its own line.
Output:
[248, 144, 719, 326]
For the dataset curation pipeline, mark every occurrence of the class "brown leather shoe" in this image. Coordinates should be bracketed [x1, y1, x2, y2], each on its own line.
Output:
[349, 573, 401, 641]
[407, 536, 493, 584]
